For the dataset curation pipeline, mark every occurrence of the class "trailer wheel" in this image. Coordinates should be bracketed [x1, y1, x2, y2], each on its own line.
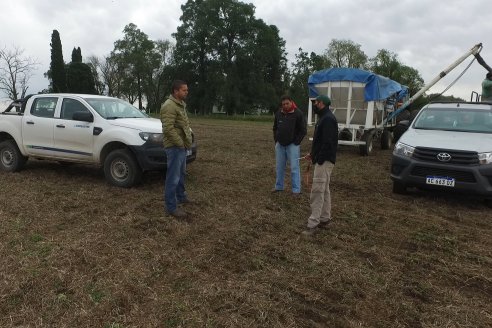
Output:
[393, 123, 408, 143]
[381, 129, 392, 150]
[359, 130, 375, 156]
[392, 181, 407, 194]
[103, 149, 142, 188]
[0, 140, 27, 172]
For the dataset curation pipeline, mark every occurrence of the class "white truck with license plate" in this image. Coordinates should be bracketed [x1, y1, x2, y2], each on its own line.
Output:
[391, 102, 492, 196]
[0, 94, 197, 187]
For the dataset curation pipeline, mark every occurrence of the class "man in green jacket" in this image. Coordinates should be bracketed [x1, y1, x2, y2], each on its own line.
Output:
[160, 80, 193, 218]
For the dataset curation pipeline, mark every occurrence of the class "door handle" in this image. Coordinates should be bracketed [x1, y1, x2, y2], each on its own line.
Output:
[56, 124, 65, 128]
[26, 121, 34, 125]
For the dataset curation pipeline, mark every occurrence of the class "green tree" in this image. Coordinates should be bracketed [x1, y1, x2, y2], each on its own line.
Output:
[49, 30, 67, 92]
[71, 47, 82, 63]
[369, 49, 400, 79]
[289, 48, 329, 112]
[143, 39, 176, 114]
[112, 23, 158, 109]
[325, 39, 367, 68]
[174, 0, 288, 114]
[369, 49, 424, 96]
[65, 47, 96, 94]
[66, 64, 97, 94]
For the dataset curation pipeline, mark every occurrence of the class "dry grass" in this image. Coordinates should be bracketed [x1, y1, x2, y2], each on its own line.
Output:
[0, 117, 491, 327]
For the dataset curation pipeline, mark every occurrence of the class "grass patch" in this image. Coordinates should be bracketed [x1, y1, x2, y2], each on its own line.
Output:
[0, 117, 490, 327]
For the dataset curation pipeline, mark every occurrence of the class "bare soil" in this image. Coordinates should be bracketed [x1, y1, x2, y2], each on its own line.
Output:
[0, 117, 491, 327]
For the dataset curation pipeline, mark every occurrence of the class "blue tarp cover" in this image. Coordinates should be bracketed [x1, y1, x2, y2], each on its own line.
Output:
[308, 67, 408, 101]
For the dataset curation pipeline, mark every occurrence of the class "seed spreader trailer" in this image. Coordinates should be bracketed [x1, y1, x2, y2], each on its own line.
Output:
[307, 67, 408, 156]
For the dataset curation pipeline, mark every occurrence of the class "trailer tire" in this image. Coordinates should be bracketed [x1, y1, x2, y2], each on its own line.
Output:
[103, 149, 142, 188]
[381, 129, 392, 150]
[0, 140, 27, 172]
[393, 123, 408, 143]
[359, 130, 375, 156]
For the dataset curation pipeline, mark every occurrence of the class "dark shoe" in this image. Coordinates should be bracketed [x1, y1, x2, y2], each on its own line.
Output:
[271, 188, 283, 193]
[301, 226, 318, 236]
[168, 208, 188, 218]
[292, 192, 302, 198]
[318, 219, 333, 229]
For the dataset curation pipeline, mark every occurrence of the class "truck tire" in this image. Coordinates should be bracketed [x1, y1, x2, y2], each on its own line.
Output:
[359, 130, 375, 156]
[380, 129, 392, 150]
[392, 181, 407, 194]
[0, 140, 27, 172]
[103, 149, 142, 188]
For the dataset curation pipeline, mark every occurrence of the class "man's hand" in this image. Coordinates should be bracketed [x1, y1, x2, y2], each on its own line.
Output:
[304, 153, 312, 161]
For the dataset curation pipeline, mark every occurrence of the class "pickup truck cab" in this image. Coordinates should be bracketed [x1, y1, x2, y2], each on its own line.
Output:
[391, 102, 492, 196]
[0, 94, 197, 187]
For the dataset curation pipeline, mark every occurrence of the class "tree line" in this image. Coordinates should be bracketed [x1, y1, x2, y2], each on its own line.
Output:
[0, 0, 460, 113]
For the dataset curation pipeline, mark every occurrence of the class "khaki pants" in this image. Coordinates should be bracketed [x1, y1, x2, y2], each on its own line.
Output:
[307, 161, 334, 228]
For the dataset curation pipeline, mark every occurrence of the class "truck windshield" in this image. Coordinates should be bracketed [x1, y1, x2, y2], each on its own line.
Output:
[413, 108, 492, 133]
[85, 98, 148, 119]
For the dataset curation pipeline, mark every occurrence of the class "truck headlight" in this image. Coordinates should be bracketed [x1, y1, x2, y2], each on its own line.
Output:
[478, 152, 492, 164]
[393, 142, 415, 158]
[139, 132, 163, 144]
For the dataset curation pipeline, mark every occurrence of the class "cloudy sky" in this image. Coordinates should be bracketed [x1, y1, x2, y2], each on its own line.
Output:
[1, 0, 491, 102]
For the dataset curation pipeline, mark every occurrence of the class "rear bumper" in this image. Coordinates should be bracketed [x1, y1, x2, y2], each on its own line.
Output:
[129, 142, 197, 171]
[391, 154, 492, 196]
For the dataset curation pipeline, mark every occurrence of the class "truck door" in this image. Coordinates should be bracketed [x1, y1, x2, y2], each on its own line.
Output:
[22, 96, 57, 157]
[53, 98, 95, 162]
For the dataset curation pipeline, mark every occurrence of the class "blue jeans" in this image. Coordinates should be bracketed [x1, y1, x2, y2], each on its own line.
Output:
[164, 147, 187, 213]
[275, 142, 301, 193]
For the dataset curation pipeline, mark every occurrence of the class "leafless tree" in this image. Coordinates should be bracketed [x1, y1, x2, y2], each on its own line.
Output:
[0, 45, 39, 100]
[86, 54, 123, 97]
[86, 55, 106, 95]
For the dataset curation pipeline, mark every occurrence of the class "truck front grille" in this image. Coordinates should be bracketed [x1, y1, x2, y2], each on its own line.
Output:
[410, 166, 476, 183]
[413, 147, 478, 165]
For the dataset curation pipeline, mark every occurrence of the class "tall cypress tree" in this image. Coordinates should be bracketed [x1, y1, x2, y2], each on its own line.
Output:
[50, 30, 67, 92]
[71, 47, 82, 63]
[66, 47, 97, 94]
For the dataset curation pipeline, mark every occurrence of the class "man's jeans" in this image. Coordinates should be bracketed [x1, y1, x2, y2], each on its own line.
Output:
[275, 142, 301, 193]
[164, 147, 187, 213]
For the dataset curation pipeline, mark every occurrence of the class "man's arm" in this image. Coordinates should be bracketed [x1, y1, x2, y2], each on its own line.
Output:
[161, 104, 185, 147]
[272, 111, 278, 142]
[294, 111, 307, 145]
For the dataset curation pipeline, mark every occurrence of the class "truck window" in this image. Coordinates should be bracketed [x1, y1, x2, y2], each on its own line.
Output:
[31, 97, 57, 118]
[61, 98, 89, 120]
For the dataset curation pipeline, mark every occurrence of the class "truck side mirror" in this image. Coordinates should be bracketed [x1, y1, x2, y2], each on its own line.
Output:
[73, 111, 94, 122]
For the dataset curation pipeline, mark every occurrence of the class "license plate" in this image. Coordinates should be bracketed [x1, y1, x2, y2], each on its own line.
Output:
[426, 176, 455, 187]
[186, 149, 192, 156]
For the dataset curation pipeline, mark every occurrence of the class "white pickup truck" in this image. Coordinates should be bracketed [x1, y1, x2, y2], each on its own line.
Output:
[0, 93, 197, 187]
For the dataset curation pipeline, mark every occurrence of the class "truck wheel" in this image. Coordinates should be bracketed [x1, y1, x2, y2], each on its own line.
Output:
[381, 129, 392, 150]
[0, 140, 27, 172]
[359, 130, 375, 156]
[392, 181, 407, 194]
[104, 149, 142, 188]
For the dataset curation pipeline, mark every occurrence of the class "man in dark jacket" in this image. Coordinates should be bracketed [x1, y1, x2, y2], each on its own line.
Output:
[272, 95, 307, 195]
[302, 95, 338, 235]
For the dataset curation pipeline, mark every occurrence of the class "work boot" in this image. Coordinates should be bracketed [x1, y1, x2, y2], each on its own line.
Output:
[168, 208, 188, 218]
[179, 198, 195, 205]
[301, 226, 318, 236]
[318, 219, 333, 229]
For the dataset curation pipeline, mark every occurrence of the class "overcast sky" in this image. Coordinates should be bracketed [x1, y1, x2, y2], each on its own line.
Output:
[1, 0, 491, 103]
